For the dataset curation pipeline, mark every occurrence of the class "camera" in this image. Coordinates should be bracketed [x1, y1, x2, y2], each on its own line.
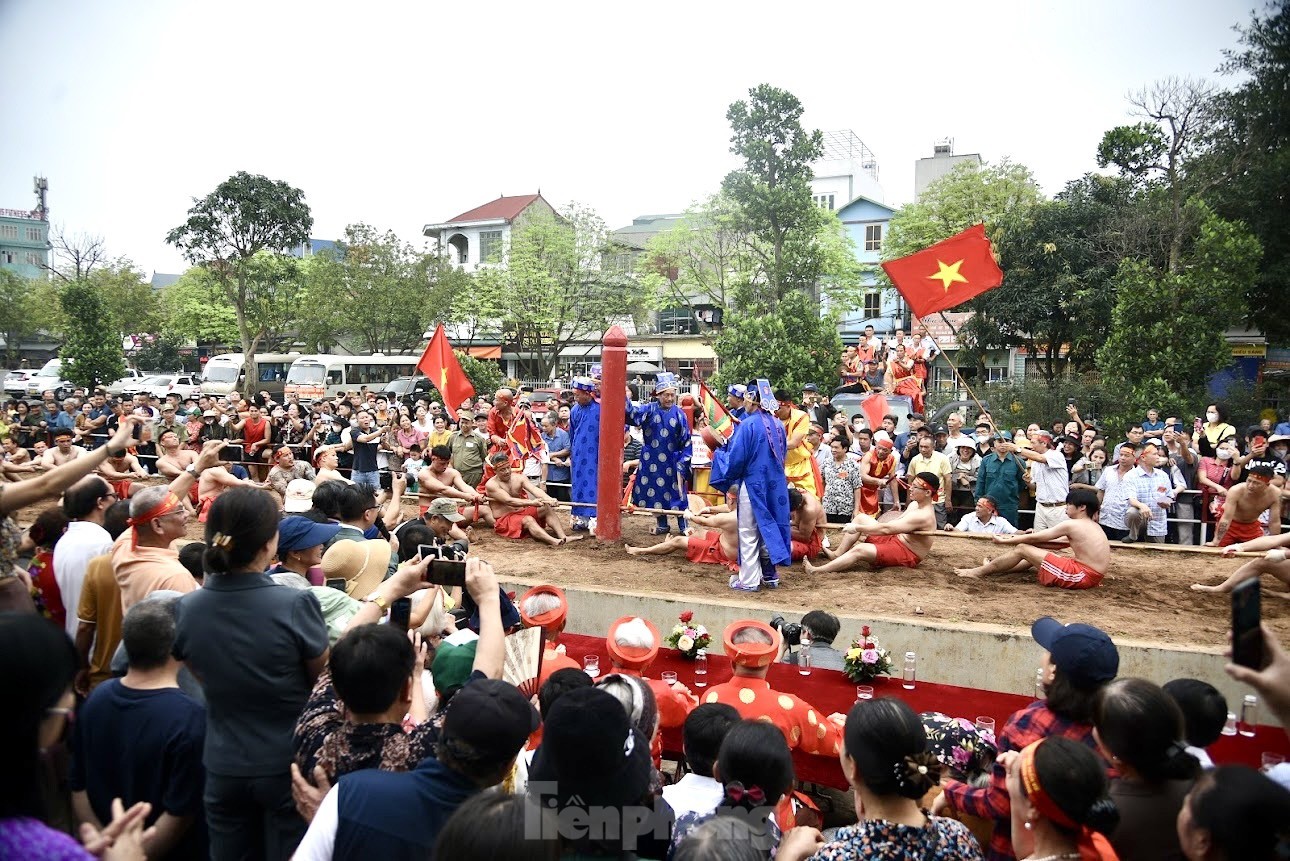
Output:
[769, 614, 803, 648]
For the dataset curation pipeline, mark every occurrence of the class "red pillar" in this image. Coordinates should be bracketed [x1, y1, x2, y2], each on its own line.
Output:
[596, 326, 627, 541]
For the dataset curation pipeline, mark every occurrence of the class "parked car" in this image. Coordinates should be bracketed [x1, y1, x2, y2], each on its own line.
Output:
[379, 375, 434, 408]
[142, 374, 202, 400]
[121, 374, 165, 398]
[25, 359, 75, 399]
[828, 395, 989, 437]
[525, 386, 568, 417]
[3, 370, 32, 396]
[104, 368, 147, 396]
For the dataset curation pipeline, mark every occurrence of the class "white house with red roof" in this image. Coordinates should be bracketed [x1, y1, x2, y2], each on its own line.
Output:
[422, 193, 558, 272]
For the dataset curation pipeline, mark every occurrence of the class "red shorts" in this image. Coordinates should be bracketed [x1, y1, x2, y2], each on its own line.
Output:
[686, 530, 738, 571]
[1038, 553, 1104, 590]
[110, 479, 132, 500]
[1218, 520, 1265, 546]
[867, 535, 922, 569]
[495, 506, 540, 539]
[197, 496, 216, 523]
[791, 532, 823, 561]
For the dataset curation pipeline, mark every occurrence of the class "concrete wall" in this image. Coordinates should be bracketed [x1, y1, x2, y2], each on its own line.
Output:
[505, 577, 1280, 729]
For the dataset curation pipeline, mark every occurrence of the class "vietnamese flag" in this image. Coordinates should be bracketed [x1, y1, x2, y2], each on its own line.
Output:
[880, 224, 1004, 319]
[859, 393, 888, 433]
[417, 324, 475, 422]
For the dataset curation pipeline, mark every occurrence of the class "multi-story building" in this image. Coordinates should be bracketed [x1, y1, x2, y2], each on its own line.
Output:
[422, 193, 558, 272]
[0, 177, 51, 280]
[914, 139, 982, 199]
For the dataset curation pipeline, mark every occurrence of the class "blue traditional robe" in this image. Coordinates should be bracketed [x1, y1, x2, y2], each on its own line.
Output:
[627, 401, 691, 512]
[729, 405, 747, 421]
[710, 407, 791, 565]
[568, 399, 601, 518]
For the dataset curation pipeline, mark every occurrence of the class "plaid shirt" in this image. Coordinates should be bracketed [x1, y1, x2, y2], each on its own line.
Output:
[940, 700, 1107, 861]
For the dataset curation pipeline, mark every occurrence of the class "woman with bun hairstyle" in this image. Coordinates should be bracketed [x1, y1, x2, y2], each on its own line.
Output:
[1003, 736, 1119, 861]
[778, 698, 982, 860]
[1175, 765, 1290, 860]
[1093, 678, 1200, 860]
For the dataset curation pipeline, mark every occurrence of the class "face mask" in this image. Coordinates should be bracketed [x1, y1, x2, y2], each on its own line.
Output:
[975, 433, 989, 443]
[1216, 449, 1232, 461]
[1206, 412, 1219, 423]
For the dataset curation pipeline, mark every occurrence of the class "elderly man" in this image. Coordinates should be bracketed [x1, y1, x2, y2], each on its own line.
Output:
[805, 473, 940, 573]
[267, 446, 316, 498]
[907, 434, 953, 529]
[628, 373, 692, 535]
[1013, 429, 1071, 531]
[977, 433, 1027, 527]
[567, 377, 600, 531]
[948, 495, 1018, 535]
[604, 616, 697, 762]
[484, 452, 573, 546]
[518, 585, 581, 687]
[857, 436, 898, 516]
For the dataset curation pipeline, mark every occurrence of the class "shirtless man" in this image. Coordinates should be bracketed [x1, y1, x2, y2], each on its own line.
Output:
[626, 509, 740, 572]
[1204, 465, 1281, 548]
[1190, 530, 1290, 597]
[196, 460, 264, 521]
[803, 472, 939, 573]
[98, 450, 149, 499]
[788, 487, 826, 562]
[954, 488, 1111, 590]
[313, 446, 350, 484]
[418, 444, 490, 525]
[1, 436, 38, 475]
[41, 429, 82, 468]
[484, 452, 574, 546]
[154, 431, 200, 512]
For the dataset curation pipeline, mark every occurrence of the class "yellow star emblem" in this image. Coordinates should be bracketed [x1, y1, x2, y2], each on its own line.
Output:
[927, 258, 968, 292]
[441, 369, 448, 390]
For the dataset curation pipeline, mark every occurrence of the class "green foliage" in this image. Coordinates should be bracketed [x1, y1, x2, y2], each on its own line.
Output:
[0, 270, 50, 365]
[58, 281, 124, 388]
[636, 194, 747, 311]
[1096, 122, 1169, 179]
[85, 258, 160, 336]
[455, 352, 503, 402]
[1198, 0, 1290, 341]
[883, 159, 1044, 266]
[1096, 203, 1261, 403]
[722, 84, 829, 303]
[160, 267, 241, 346]
[712, 289, 842, 394]
[133, 336, 186, 373]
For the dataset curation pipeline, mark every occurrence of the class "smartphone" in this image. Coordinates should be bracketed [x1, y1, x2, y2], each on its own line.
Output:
[379, 470, 393, 492]
[220, 444, 242, 460]
[388, 597, 412, 631]
[1067, 398, 1076, 406]
[1232, 578, 1263, 669]
[418, 547, 467, 587]
[325, 578, 347, 592]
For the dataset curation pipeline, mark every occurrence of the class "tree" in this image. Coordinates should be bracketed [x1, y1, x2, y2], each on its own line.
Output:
[455, 352, 503, 400]
[0, 270, 49, 366]
[44, 226, 106, 283]
[160, 267, 241, 347]
[59, 281, 124, 388]
[133, 336, 186, 373]
[1198, 0, 1290, 341]
[722, 84, 827, 304]
[712, 288, 841, 394]
[165, 171, 312, 393]
[637, 194, 748, 314]
[85, 257, 162, 336]
[961, 175, 1124, 382]
[479, 203, 644, 381]
[1096, 203, 1260, 412]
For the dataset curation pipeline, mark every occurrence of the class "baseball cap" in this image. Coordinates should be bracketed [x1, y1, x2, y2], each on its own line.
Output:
[202, 409, 218, 418]
[277, 515, 341, 553]
[432, 630, 480, 692]
[530, 686, 652, 808]
[441, 678, 539, 763]
[426, 498, 465, 522]
[282, 479, 316, 513]
[802, 383, 819, 393]
[1031, 617, 1119, 689]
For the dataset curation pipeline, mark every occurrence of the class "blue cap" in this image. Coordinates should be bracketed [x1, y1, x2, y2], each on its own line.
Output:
[571, 377, 596, 392]
[727, 384, 747, 398]
[654, 372, 678, 393]
[277, 516, 342, 554]
[1031, 617, 1119, 689]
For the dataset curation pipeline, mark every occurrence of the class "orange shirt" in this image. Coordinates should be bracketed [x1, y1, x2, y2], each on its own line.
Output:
[700, 676, 841, 756]
[110, 535, 198, 611]
[77, 554, 123, 691]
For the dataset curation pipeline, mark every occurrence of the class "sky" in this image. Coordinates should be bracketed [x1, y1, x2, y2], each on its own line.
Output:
[0, 0, 1254, 276]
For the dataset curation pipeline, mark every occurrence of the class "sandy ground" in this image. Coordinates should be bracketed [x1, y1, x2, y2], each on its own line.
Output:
[20, 490, 1288, 647]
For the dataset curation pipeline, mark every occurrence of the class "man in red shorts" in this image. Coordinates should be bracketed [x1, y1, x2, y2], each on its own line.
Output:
[954, 488, 1110, 590]
[802, 472, 939, 573]
[1203, 464, 1280, 548]
[625, 509, 740, 572]
[484, 451, 576, 546]
[788, 487, 825, 562]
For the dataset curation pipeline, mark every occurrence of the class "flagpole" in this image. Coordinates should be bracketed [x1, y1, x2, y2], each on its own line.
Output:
[934, 311, 997, 433]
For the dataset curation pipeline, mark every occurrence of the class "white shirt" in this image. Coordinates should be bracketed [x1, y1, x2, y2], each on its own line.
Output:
[662, 773, 724, 820]
[54, 520, 113, 639]
[293, 784, 338, 861]
[1032, 448, 1071, 504]
[955, 512, 1018, 535]
[944, 431, 973, 451]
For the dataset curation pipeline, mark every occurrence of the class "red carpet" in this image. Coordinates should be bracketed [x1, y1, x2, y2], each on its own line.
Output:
[560, 633, 1290, 789]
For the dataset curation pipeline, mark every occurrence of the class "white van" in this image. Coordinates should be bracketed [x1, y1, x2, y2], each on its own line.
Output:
[200, 353, 299, 398]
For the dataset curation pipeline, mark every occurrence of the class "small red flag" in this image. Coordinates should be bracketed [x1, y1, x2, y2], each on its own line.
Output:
[880, 224, 1004, 319]
[860, 393, 887, 432]
[417, 324, 475, 422]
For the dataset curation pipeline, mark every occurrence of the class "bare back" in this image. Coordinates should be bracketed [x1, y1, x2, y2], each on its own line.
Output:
[691, 511, 739, 561]
[1057, 516, 1111, 574]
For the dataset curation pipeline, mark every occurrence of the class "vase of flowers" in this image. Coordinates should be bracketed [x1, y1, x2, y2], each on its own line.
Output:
[844, 625, 893, 683]
[664, 610, 711, 659]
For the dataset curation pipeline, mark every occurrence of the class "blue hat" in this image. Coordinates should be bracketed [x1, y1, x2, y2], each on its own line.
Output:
[1031, 617, 1119, 689]
[277, 516, 342, 554]
[727, 384, 747, 398]
[755, 379, 778, 412]
[589, 363, 602, 379]
[654, 372, 678, 393]
[571, 377, 596, 392]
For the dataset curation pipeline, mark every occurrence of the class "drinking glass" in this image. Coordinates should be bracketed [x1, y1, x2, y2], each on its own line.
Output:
[660, 671, 678, 686]
[975, 716, 996, 736]
[856, 685, 874, 700]
[583, 655, 600, 678]
[694, 651, 708, 688]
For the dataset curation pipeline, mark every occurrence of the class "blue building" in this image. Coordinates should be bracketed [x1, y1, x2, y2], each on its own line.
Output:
[832, 194, 900, 343]
[0, 177, 51, 280]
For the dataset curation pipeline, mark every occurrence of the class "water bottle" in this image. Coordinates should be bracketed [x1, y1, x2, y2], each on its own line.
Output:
[902, 652, 917, 690]
[1034, 668, 1046, 699]
[799, 645, 812, 676]
[1221, 711, 1238, 736]
[1239, 694, 1258, 737]
[694, 650, 708, 688]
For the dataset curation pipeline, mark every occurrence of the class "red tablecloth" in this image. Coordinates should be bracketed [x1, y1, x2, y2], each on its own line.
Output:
[559, 634, 1290, 790]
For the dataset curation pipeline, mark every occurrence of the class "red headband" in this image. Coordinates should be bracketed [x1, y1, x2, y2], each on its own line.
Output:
[1019, 741, 1076, 829]
[126, 493, 181, 549]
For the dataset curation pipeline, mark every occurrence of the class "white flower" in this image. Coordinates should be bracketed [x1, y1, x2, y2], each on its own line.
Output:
[677, 635, 695, 652]
[697, 625, 708, 635]
[673, 624, 685, 635]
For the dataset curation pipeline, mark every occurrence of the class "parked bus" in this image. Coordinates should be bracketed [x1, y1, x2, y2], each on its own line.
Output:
[284, 354, 420, 402]
[200, 353, 300, 399]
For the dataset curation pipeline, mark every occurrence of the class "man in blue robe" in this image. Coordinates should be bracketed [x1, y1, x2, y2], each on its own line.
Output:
[709, 380, 791, 591]
[567, 377, 601, 531]
[628, 373, 691, 535]
[726, 384, 748, 421]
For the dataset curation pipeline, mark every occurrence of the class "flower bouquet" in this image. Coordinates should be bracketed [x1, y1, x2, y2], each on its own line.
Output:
[664, 610, 712, 659]
[844, 625, 893, 683]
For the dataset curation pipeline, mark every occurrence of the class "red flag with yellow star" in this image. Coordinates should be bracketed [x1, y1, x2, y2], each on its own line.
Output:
[416, 324, 475, 422]
[880, 224, 1003, 319]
